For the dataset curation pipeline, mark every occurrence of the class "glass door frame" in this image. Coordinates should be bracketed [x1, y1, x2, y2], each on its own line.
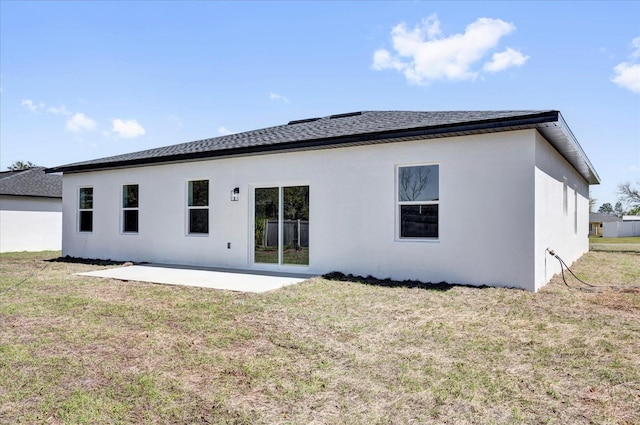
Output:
[251, 182, 309, 269]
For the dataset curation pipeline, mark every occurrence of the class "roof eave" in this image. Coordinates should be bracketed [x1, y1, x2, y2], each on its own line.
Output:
[535, 112, 601, 185]
[46, 111, 564, 174]
[0, 193, 62, 199]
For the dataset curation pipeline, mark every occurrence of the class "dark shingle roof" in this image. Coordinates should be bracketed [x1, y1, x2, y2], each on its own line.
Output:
[45, 110, 600, 184]
[0, 167, 62, 198]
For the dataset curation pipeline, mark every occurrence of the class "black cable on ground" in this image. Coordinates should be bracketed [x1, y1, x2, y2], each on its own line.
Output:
[547, 249, 639, 293]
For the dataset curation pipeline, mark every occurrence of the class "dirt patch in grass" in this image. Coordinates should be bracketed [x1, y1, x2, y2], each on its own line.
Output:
[1, 250, 639, 424]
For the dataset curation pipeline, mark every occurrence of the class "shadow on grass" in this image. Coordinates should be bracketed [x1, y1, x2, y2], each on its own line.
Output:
[322, 271, 491, 292]
[46, 255, 131, 267]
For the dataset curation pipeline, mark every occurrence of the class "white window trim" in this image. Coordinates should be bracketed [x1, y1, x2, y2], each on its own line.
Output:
[78, 186, 93, 233]
[121, 183, 139, 234]
[395, 163, 440, 241]
[186, 179, 210, 236]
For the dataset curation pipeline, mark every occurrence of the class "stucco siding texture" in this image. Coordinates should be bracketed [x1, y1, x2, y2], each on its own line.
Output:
[534, 132, 590, 290]
[0, 197, 62, 252]
[61, 130, 545, 290]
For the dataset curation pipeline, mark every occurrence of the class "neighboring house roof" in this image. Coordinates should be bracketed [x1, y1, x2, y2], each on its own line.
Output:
[46, 110, 600, 184]
[0, 167, 62, 198]
[589, 212, 622, 223]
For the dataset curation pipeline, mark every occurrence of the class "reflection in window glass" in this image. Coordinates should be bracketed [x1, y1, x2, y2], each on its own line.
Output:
[283, 186, 309, 265]
[123, 184, 139, 233]
[254, 186, 310, 265]
[398, 165, 438, 202]
[398, 165, 439, 239]
[400, 205, 438, 238]
[188, 180, 209, 234]
[189, 180, 208, 207]
[79, 187, 93, 209]
[254, 187, 279, 264]
[79, 187, 93, 232]
[123, 185, 138, 208]
[189, 209, 208, 234]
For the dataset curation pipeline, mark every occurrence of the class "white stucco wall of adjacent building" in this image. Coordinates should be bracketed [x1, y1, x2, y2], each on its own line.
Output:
[0, 196, 62, 252]
[60, 129, 588, 291]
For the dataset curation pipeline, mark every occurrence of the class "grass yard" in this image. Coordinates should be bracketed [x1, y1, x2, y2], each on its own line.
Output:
[1, 251, 639, 424]
[590, 236, 640, 253]
[589, 236, 640, 244]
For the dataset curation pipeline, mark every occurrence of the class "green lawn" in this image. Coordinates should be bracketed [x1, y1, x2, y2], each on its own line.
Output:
[589, 235, 640, 244]
[1, 251, 639, 424]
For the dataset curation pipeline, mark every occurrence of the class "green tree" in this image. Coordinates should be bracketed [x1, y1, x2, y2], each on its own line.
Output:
[7, 160, 37, 171]
[614, 201, 625, 217]
[598, 203, 614, 214]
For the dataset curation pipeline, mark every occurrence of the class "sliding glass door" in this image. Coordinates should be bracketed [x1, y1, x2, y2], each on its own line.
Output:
[254, 186, 309, 266]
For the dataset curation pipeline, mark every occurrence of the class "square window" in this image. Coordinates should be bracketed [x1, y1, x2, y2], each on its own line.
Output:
[398, 165, 439, 239]
[400, 204, 438, 238]
[189, 209, 209, 234]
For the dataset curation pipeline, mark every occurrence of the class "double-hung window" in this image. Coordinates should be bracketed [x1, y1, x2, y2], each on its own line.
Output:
[122, 184, 139, 233]
[398, 164, 439, 238]
[78, 187, 93, 232]
[188, 180, 209, 234]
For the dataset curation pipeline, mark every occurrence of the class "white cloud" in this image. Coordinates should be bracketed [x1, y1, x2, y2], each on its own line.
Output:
[21, 99, 45, 112]
[111, 118, 145, 139]
[611, 37, 640, 93]
[269, 92, 290, 103]
[372, 15, 527, 84]
[484, 47, 529, 72]
[218, 126, 233, 135]
[612, 63, 640, 93]
[66, 113, 97, 133]
[631, 36, 640, 58]
[47, 105, 71, 115]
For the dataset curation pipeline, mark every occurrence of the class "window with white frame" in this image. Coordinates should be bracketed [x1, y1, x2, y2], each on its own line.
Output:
[122, 184, 139, 233]
[78, 187, 93, 232]
[188, 180, 209, 234]
[398, 164, 439, 238]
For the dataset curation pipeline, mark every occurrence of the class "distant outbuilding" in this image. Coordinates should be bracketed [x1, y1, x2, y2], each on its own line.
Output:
[0, 167, 62, 252]
[589, 212, 622, 236]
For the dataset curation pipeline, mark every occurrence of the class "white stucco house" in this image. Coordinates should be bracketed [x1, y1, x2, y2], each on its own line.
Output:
[0, 167, 63, 252]
[46, 110, 600, 291]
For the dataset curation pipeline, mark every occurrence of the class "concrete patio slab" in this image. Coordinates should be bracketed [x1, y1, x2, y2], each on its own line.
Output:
[77, 264, 311, 293]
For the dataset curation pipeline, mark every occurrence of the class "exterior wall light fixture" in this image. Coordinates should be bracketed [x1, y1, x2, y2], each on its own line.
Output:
[231, 187, 240, 201]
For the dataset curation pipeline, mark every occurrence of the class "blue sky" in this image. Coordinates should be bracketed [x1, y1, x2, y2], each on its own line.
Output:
[1, 1, 638, 207]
